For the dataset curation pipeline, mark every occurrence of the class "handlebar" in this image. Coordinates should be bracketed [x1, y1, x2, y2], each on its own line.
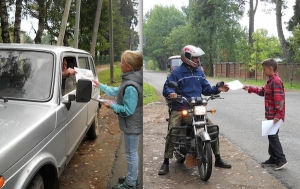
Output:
[166, 94, 223, 106]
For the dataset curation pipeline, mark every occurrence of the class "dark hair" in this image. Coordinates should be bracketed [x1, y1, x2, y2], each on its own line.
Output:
[262, 58, 277, 72]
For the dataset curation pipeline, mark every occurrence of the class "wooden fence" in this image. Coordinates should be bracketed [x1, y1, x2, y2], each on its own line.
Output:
[213, 62, 300, 83]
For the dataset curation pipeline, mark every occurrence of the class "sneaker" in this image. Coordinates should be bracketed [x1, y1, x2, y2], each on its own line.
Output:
[274, 161, 288, 171]
[261, 159, 276, 166]
[112, 182, 136, 189]
[118, 176, 139, 185]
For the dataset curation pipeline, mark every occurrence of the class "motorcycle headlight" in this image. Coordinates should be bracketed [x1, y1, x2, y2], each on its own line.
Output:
[194, 106, 206, 115]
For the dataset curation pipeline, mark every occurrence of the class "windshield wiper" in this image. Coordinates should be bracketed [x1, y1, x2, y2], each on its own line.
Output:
[0, 96, 8, 102]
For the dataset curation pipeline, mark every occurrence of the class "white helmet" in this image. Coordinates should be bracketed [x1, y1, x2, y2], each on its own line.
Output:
[181, 45, 205, 68]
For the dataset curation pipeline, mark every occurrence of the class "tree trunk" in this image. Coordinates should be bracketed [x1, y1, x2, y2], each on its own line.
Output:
[74, 0, 81, 48]
[0, 0, 11, 43]
[14, 0, 22, 43]
[276, 0, 290, 61]
[90, 0, 104, 57]
[209, 32, 214, 77]
[35, 1, 46, 44]
[57, 0, 72, 46]
[248, 0, 258, 46]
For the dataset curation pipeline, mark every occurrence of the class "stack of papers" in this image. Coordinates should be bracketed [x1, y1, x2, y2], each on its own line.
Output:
[261, 119, 283, 136]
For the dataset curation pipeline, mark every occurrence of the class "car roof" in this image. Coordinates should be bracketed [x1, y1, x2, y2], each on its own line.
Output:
[0, 43, 90, 55]
[168, 55, 181, 59]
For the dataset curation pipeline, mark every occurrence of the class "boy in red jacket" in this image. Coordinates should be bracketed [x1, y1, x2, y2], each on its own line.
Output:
[243, 58, 287, 171]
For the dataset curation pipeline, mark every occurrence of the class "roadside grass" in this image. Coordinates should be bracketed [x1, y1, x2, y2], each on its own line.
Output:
[97, 64, 122, 96]
[211, 76, 300, 91]
[143, 82, 159, 105]
[97, 65, 122, 87]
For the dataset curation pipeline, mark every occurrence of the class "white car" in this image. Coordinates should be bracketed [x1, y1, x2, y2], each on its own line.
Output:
[0, 44, 100, 189]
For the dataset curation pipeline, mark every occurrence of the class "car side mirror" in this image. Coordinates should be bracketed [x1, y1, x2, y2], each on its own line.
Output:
[76, 79, 92, 102]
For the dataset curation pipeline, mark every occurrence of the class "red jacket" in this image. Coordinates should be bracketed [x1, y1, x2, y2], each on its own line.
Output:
[248, 73, 285, 121]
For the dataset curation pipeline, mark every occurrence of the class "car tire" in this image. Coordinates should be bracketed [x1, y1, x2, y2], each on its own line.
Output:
[27, 173, 44, 189]
[86, 107, 100, 140]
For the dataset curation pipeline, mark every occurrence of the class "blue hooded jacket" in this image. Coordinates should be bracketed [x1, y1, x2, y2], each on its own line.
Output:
[163, 63, 220, 111]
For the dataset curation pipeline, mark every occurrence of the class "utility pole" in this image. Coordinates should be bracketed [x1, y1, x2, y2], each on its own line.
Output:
[74, 0, 81, 48]
[137, 0, 143, 53]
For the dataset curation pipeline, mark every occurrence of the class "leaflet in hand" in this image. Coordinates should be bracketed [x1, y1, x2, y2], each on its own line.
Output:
[92, 98, 116, 104]
[74, 67, 94, 82]
[226, 80, 244, 90]
[98, 99, 109, 103]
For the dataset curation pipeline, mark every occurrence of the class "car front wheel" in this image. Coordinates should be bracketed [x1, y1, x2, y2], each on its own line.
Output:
[27, 173, 44, 189]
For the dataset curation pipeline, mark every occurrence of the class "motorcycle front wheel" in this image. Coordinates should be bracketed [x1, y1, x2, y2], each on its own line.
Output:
[196, 137, 212, 181]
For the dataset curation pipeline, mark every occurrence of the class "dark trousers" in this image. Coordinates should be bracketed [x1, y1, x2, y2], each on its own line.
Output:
[268, 130, 286, 163]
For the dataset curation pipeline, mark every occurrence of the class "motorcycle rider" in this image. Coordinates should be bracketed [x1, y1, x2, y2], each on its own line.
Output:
[158, 45, 232, 175]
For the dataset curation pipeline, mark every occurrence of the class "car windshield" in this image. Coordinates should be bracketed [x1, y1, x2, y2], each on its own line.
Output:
[170, 58, 182, 67]
[0, 50, 54, 101]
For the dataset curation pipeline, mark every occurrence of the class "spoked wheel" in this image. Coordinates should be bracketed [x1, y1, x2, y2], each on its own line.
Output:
[196, 137, 212, 181]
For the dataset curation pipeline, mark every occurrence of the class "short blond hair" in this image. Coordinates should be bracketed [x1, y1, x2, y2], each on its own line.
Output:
[121, 50, 143, 71]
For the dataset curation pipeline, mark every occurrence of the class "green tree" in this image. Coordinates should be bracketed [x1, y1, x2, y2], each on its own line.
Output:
[0, 0, 11, 43]
[120, 0, 139, 50]
[143, 5, 186, 70]
[164, 23, 196, 55]
[286, 25, 300, 86]
[261, 0, 291, 61]
[13, 0, 23, 43]
[288, 0, 300, 31]
[289, 25, 300, 62]
[190, 0, 244, 76]
[235, 38, 253, 80]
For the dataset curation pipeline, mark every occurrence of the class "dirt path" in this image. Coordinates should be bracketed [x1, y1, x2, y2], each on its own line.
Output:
[59, 101, 121, 189]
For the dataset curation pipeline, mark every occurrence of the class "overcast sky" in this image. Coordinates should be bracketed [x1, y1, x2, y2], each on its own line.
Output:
[143, 0, 294, 37]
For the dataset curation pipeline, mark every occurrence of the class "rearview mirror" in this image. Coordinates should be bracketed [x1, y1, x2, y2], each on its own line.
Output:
[168, 81, 178, 88]
[216, 81, 224, 88]
[76, 79, 92, 102]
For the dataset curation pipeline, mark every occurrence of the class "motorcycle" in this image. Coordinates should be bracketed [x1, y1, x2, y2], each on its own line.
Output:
[166, 81, 224, 181]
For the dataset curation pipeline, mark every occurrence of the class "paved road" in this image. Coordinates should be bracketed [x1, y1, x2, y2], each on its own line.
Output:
[143, 69, 300, 189]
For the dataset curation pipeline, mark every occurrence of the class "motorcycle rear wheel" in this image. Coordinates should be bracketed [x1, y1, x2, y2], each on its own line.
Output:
[196, 137, 212, 181]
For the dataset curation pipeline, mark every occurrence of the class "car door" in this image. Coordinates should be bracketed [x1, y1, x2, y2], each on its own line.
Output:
[62, 54, 88, 159]
[87, 56, 99, 123]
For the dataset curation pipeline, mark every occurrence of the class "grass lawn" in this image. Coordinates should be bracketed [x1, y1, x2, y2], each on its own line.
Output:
[143, 82, 159, 105]
[97, 66, 122, 87]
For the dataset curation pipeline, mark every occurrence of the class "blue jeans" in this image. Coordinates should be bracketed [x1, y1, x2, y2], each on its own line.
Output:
[124, 133, 140, 187]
